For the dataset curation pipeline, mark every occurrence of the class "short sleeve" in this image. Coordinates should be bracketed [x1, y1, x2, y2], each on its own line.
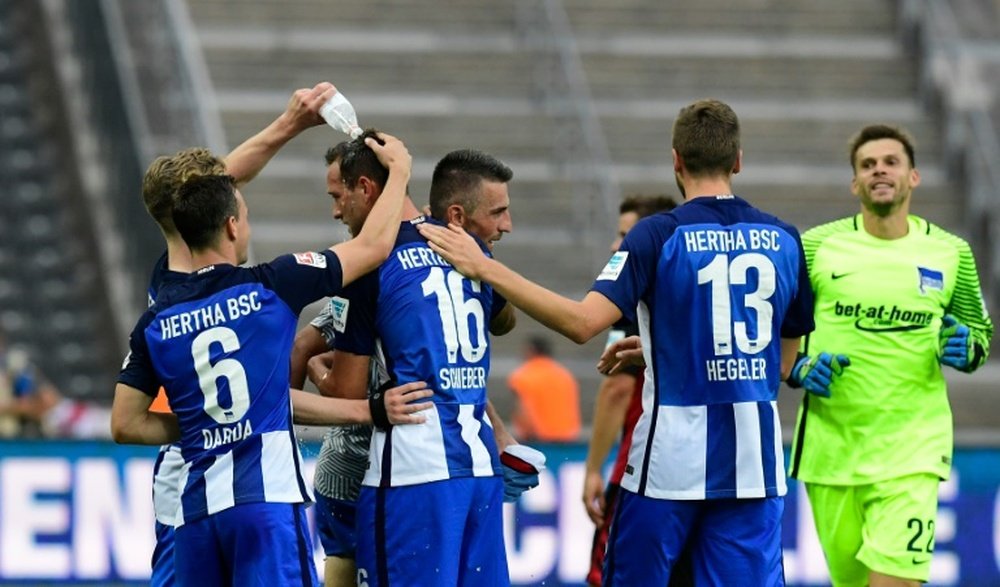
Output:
[116, 312, 161, 396]
[254, 250, 344, 315]
[330, 272, 379, 356]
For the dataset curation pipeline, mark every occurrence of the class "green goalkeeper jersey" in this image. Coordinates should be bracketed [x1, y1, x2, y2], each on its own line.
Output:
[789, 215, 993, 484]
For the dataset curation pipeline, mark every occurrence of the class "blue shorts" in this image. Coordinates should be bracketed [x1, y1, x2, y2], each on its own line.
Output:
[355, 477, 509, 587]
[605, 490, 784, 586]
[314, 492, 357, 558]
[174, 502, 318, 587]
[150, 521, 175, 587]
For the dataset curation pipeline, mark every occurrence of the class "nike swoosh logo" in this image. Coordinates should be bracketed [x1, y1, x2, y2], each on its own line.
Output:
[912, 557, 930, 565]
[831, 272, 851, 280]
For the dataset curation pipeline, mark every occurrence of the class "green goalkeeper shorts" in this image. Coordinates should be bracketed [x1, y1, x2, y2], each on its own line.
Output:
[805, 474, 940, 586]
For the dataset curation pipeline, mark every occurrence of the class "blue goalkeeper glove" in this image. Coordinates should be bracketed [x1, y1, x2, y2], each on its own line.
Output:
[939, 314, 973, 371]
[500, 445, 546, 503]
[787, 352, 850, 398]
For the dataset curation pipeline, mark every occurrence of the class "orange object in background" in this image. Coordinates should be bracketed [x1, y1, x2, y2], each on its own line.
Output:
[148, 387, 172, 414]
[507, 337, 581, 442]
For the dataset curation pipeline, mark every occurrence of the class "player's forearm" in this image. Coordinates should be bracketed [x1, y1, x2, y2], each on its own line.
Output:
[478, 260, 602, 344]
[290, 389, 368, 426]
[489, 303, 517, 336]
[584, 379, 631, 472]
[112, 412, 180, 445]
[224, 114, 302, 186]
[780, 337, 801, 381]
[486, 400, 515, 452]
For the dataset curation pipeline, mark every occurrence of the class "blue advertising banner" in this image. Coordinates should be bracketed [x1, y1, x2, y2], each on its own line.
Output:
[0, 440, 998, 585]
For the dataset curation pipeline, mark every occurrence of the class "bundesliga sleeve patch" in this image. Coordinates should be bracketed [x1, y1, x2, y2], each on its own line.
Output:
[294, 251, 327, 269]
[597, 252, 628, 281]
[330, 296, 350, 333]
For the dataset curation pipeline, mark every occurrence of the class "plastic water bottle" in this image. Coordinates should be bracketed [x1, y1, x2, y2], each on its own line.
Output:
[320, 91, 363, 139]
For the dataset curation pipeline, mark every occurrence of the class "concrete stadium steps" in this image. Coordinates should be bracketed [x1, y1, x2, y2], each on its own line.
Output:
[580, 52, 918, 102]
[562, 0, 897, 35]
[186, 0, 987, 428]
[218, 105, 558, 163]
[187, 0, 518, 29]
[601, 112, 945, 167]
[199, 41, 535, 97]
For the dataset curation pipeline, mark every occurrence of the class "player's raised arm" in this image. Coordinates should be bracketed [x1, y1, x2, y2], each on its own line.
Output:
[224, 82, 335, 185]
[418, 222, 621, 344]
[331, 132, 412, 286]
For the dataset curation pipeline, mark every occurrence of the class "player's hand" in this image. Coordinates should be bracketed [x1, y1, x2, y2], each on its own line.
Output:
[597, 335, 644, 375]
[370, 381, 433, 428]
[306, 351, 336, 395]
[787, 353, 850, 398]
[364, 132, 411, 175]
[500, 444, 546, 503]
[416, 223, 489, 280]
[284, 82, 335, 133]
[582, 469, 607, 525]
[939, 314, 973, 371]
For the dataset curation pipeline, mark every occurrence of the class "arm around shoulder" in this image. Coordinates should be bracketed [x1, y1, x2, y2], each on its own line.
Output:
[110, 383, 180, 445]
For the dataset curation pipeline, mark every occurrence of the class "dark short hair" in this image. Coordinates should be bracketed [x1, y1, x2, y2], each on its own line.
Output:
[527, 336, 552, 357]
[428, 149, 513, 219]
[849, 124, 916, 169]
[620, 194, 676, 219]
[323, 128, 388, 190]
[672, 99, 740, 178]
[172, 174, 239, 251]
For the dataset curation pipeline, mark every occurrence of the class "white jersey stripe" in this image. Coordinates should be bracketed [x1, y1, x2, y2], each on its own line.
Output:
[261, 431, 308, 502]
[204, 452, 235, 516]
[175, 460, 191, 527]
[635, 406, 710, 499]
[771, 401, 787, 496]
[734, 402, 766, 498]
[460, 404, 495, 476]
[152, 445, 184, 526]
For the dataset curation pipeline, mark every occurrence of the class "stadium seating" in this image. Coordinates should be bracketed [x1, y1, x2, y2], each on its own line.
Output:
[0, 0, 119, 401]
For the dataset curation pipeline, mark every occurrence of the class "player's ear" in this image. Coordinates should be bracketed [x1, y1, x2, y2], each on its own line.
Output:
[446, 203, 467, 226]
[732, 150, 742, 175]
[225, 215, 239, 242]
[357, 176, 380, 202]
[671, 149, 682, 174]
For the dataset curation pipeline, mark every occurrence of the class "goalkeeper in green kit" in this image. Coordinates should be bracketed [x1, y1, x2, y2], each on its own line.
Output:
[787, 124, 993, 587]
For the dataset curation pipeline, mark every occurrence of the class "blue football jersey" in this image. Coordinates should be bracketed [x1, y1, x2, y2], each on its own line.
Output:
[592, 195, 814, 500]
[333, 219, 503, 487]
[146, 251, 189, 527]
[119, 250, 344, 524]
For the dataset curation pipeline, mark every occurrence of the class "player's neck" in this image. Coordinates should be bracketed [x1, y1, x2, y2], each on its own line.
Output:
[860, 208, 910, 240]
[682, 177, 734, 202]
[163, 235, 194, 273]
[190, 246, 238, 271]
[401, 197, 421, 221]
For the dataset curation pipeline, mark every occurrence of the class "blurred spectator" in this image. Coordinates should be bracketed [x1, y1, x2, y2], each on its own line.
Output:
[507, 336, 581, 442]
[0, 333, 110, 439]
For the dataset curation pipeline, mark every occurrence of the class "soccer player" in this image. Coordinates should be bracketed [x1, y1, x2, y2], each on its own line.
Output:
[309, 135, 514, 586]
[419, 98, 815, 585]
[140, 82, 337, 587]
[291, 147, 537, 587]
[111, 130, 420, 586]
[787, 124, 994, 587]
[582, 194, 681, 587]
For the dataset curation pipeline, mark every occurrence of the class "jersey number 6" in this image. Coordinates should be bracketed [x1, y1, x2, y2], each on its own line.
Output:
[191, 326, 251, 423]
